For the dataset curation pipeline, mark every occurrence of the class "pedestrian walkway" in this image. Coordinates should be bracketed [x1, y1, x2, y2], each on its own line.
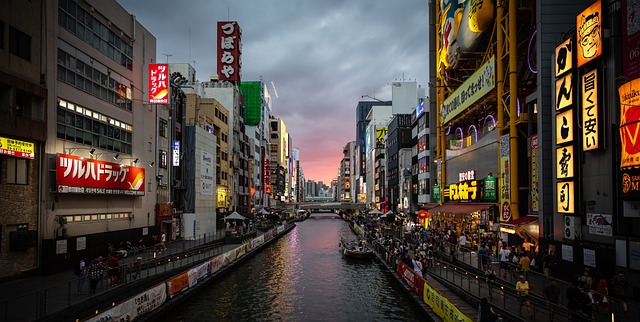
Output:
[442, 248, 638, 322]
[0, 232, 240, 322]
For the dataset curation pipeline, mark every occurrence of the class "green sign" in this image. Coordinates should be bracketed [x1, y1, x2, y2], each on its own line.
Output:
[432, 185, 441, 203]
[484, 176, 497, 201]
[441, 56, 496, 124]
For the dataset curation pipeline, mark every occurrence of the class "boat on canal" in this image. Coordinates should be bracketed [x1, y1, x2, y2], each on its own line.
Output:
[294, 209, 310, 221]
[339, 237, 373, 259]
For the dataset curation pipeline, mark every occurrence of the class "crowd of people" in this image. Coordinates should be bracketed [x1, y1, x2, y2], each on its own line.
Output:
[349, 211, 632, 321]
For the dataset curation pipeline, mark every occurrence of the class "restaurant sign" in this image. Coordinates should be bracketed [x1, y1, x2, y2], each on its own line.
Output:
[0, 136, 34, 159]
[619, 77, 640, 169]
[56, 154, 145, 195]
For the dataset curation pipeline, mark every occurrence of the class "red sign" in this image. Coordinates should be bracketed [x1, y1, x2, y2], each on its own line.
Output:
[56, 154, 145, 195]
[397, 262, 424, 296]
[217, 21, 242, 83]
[501, 201, 511, 221]
[148, 64, 169, 104]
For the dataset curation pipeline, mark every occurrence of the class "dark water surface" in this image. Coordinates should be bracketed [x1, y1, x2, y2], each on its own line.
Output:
[162, 213, 423, 321]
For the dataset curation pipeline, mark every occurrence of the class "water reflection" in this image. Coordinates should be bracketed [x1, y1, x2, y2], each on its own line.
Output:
[164, 213, 422, 321]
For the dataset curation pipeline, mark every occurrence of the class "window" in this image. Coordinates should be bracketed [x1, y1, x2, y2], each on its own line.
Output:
[159, 118, 168, 137]
[5, 157, 28, 185]
[159, 150, 167, 168]
[9, 26, 31, 61]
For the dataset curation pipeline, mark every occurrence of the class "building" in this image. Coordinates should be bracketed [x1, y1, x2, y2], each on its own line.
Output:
[0, 0, 47, 279]
[386, 114, 412, 213]
[269, 117, 287, 204]
[339, 141, 355, 202]
[42, 0, 158, 274]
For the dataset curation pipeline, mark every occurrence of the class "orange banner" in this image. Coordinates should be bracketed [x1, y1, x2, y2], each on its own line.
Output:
[166, 272, 189, 298]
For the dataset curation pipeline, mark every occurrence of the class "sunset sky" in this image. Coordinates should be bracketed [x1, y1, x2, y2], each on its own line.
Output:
[117, 0, 429, 184]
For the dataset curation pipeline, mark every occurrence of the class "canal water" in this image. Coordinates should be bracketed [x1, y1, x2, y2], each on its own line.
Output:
[162, 213, 424, 321]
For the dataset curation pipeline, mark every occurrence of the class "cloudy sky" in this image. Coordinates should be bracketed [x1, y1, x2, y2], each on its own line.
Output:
[117, 0, 429, 184]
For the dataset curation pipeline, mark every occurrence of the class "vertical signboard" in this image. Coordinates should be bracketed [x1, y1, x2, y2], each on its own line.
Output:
[217, 21, 242, 83]
[172, 141, 180, 166]
[530, 135, 539, 212]
[499, 134, 511, 222]
[576, 0, 603, 68]
[582, 69, 599, 150]
[619, 77, 640, 169]
[200, 150, 214, 195]
[623, 0, 640, 79]
[149, 64, 169, 104]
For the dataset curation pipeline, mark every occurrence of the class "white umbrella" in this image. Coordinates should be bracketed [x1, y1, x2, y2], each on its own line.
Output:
[384, 210, 395, 216]
[369, 209, 383, 215]
[257, 209, 270, 215]
[224, 211, 247, 221]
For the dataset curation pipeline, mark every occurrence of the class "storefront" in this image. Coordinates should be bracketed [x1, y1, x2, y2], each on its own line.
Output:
[427, 203, 496, 234]
[499, 215, 539, 250]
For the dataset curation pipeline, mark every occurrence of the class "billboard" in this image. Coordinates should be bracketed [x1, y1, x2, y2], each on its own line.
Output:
[217, 21, 242, 83]
[241, 82, 262, 126]
[623, 0, 640, 79]
[576, 0, 603, 68]
[56, 154, 145, 195]
[619, 77, 640, 169]
[0, 136, 34, 159]
[148, 64, 169, 104]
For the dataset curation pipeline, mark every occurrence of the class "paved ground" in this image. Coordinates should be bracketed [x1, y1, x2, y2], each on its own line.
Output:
[0, 233, 241, 321]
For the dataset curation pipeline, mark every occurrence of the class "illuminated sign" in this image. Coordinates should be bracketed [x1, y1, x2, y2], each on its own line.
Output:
[582, 69, 599, 150]
[556, 109, 574, 145]
[0, 136, 34, 159]
[484, 176, 497, 202]
[622, 168, 640, 197]
[148, 64, 169, 104]
[555, 73, 574, 110]
[216, 186, 227, 208]
[459, 170, 475, 182]
[56, 154, 145, 195]
[376, 127, 387, 149]
[555, 37, 573, 77]
[618, 77, 640, 169]
[441, 56, 495, 124]
[556, 145, 575, 179]
[557, 181, 575, 213]
[499, 134, 511, 221]
[531, 135, 539, 212]
[416, 98, 425, 119]
[576, 0, 602, 68]
[217, 21, 242, 83]
[432, 185, 441, 203]
[172, 141, 180, 166]
[448, 180, 480, 202]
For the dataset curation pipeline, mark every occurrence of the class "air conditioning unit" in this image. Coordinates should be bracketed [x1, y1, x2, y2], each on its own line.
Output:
[564, 216, 576, 240]
[56, 227, 68, 239]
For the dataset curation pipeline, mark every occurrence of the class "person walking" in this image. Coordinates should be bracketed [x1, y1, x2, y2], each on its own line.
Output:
[610, 270, 629, 315]
[499, 245, 511, 278]
[132, 256, 142, 280]
[516, 275, 533, 319]
[76, 257, 86, 295]
[543, 278, 561, 319]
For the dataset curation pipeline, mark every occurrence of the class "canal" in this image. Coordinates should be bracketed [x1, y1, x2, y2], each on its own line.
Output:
[161, 213, 424, 321]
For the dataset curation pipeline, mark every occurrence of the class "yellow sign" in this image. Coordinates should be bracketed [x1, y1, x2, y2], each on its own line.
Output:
[216, 187, 228, 208]
[582, 69, 599, 150]
[618, 78, 640, 169]
[555, 37, 573, 77]
[576, 0, 602, 68]
[556, 109, 574, 145]
[441, 56, 496, 124]
[499, 134, 511, 221]
[556, 145, 574, 179]
[448, 181, 479, 201]
[423, 280, 473, 322]
[0, 136, 35, 159]
[555, 73, 574, 110]
[557, 181, 575, 214]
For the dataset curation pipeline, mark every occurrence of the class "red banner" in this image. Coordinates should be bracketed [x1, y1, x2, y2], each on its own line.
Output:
[217, 21, 242, 83]
[56, 154, 145, 195]
[397, 262, 424, 296]
[148, 64, 168, 104]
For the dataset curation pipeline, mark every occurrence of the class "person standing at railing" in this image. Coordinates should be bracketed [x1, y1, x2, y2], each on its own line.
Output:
[516, 275, 533, 319]
[76, 257, 86, 295]
[543, 277, 561, 319]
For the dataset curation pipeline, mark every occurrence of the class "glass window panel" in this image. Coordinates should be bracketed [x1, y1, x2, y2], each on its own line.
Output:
[75, 114, 83, 128]
[75, 130, 83, 143]
[57, 124, 65, 139]
[65, 111, 74, 125]
[65, 127, 74, 140]
[84, 131, 92, 145]
[106, 214, 112, 219]
[91, 215, 98, 220]
[57, 65, 65, 81]
[66, 70, 75, 84]
[100, 214, 106, 220]
[74, 215, 82, 222]
[83, 215, 91, 221]
[68, 17, 77, 34]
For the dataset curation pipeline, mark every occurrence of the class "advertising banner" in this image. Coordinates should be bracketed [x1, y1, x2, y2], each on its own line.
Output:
[441, 56, 495, 124]
[530, 135, 539, 212]
[586, 213, 612, 236]
[188, 261, 211, 287]
[148, 64, 169, 104]
[423, 280, 473, 322]
[217, 21, 242, 83]
[499, 134, 511, 221]
[576, 0, 603, 68]
[56, 154, 145, 195]
[166, 272, 189, 298]
[0, 136, 34, 159]
[397, 262, 424, 296]
[623, 0, 640, 79]
[619, 77, 640, 168]
[84, 283, 166, 322]
[200, 150, 214, 195]
[210, 255, 225, 274]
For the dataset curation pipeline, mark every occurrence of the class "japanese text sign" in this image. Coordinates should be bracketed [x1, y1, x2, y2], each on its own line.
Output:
[582, 69, 599, 150]
[56, 153, 145, 195]
[0, 136, 34, 159]
[217, 21, 242, 83]
[619, 77, 640, 169]
[149, 64, 169, 104]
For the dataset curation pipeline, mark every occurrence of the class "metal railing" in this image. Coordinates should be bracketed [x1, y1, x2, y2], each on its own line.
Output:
[0, 230, 227, 321]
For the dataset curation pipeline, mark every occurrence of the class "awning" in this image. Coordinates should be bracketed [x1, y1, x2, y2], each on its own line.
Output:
[428, 203, 495, 215]
[500, 215, 538, 227]
[420, 203, 440, 210]
[162, 220, 173, 224]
